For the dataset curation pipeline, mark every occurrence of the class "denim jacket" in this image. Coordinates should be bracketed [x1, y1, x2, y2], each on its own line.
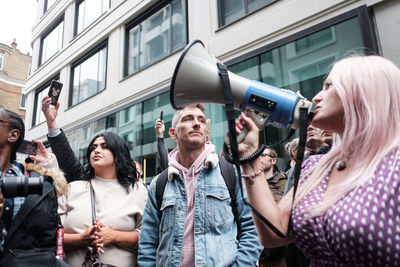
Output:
[138, 162, 262, 266]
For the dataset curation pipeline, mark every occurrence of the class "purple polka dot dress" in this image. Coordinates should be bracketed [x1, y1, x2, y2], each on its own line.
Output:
[291, 149, 400, 266]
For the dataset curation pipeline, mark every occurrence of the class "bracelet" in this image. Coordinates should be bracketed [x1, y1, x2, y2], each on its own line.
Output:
[241, 167, 265, 185]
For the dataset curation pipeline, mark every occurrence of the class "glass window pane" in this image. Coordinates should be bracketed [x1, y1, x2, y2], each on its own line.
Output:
[72, 65, 80, 106]
[248, 0, 274, 13]
[126, 0, 186, 76]
[98, 48, 107, 91]
[46, 0, 57, 11]
[228, 56, 259, 80]
[77, 3, 85, 34]
[229, 17, 364, 170]
[71, 45, 107, 106]
[171, 0, 186, 51]
[295, 27, 334, 54]
[35, 88, 47, 125]
[0, 52, 4, 69]
[41, 21, 64, 64]
[77, 0, 110, 35]
[140, 6, 171, 69]
[128, 26, 140, 74]
[20, 94, 26, 108]
[78, 53, 99, 102]
[222, 0, 245, 25]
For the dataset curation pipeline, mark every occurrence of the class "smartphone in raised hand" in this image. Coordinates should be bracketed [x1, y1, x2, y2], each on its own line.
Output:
[159, 111, 163, 121]
[48, 80, 63, 106]
[16, 140, 38, 155]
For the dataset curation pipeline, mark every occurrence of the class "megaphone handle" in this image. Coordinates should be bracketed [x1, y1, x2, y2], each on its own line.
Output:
[224, 124, 248, 148]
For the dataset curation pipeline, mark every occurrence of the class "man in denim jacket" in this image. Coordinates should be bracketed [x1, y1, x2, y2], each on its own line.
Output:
[138, 104, 262, 266]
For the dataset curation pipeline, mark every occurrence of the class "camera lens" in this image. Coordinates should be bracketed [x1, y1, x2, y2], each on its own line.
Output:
[0, 176, 43, 198]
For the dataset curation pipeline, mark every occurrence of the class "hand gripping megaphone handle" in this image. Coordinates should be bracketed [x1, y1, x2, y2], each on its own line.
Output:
[223, 108, 266, 147]
[223, 126, 248, 148]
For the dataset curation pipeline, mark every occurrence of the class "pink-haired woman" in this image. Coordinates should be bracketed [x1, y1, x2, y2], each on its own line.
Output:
[237, 55, 400, 266]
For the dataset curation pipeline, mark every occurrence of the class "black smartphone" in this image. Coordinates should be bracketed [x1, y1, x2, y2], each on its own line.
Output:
[160, 111, 163, 121]
[48, 80, 63, 105]
[16, 140, 38, 155]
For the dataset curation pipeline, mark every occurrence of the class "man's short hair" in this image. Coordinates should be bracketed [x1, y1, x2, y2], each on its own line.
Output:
[171, 104, 206, 128]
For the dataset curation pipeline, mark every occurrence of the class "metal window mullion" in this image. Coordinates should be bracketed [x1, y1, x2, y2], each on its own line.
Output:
[244, 0, 249, 15]
[138, 24, 142, 71]
[169, 2, 173, 53]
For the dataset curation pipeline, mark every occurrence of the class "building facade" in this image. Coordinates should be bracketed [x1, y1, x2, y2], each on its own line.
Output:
[0, 39, 31, 119]
[24, 0, 400, 183]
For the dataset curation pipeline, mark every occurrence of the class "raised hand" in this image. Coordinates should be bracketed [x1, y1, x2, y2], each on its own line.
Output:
[155, 119, 165, 137]
[42, 95, 59, 129]
[29, 140, 49, 163]
[236, 113, 260, 158]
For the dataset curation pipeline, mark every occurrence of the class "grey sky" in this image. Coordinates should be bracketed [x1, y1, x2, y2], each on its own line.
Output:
[0, 0, 38, 55]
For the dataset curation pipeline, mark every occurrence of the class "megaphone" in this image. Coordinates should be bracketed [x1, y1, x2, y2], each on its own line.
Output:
[170, 40, 312, 129]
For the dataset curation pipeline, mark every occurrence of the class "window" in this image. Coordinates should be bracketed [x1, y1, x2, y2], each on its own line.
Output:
[70, 41, 107, 106]
[0, 52, 4, 69]
[226, 16, 369, 169]
[20, 94, 26, 109]
[32, 76, 59, 126]
[218, 0, 275, 27]
[40, 18, 64, 65]
[125, 0, 187, 76]
[76, 0, 110, 35]
[44, 0, 57, 13]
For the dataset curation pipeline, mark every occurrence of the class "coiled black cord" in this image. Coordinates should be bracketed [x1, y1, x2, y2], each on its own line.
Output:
[223, 128, 296, 164]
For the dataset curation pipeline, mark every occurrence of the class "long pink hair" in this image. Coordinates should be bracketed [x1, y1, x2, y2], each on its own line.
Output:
[286, 55, 400, 216]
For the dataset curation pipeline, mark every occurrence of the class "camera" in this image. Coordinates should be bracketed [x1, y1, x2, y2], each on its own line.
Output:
[0, 175, 43, 198]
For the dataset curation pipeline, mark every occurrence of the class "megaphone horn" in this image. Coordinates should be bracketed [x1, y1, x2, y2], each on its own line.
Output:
[170, 40, 312, 129]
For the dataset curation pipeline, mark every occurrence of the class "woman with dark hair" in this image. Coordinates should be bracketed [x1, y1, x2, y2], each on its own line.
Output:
[41, 96, 147, 267]
[0, 108, 68, 267]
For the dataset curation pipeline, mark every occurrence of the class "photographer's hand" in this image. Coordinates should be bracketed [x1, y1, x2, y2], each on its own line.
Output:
[29, 140, 49, 163]
[42, 95, 59, 129]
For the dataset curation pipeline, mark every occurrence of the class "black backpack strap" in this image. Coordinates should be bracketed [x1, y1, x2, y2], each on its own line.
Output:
[156, 168, 169, 210]
[218, 156, 240, 239]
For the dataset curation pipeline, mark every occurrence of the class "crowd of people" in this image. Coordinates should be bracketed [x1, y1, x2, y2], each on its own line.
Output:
[0, 54, 399, 267]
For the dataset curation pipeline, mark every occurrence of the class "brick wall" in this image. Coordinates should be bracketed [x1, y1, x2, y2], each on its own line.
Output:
[0, 41, 31, 119]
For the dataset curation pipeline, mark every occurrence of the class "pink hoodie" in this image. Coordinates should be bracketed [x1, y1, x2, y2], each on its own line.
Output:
[167, 142, 216, 267]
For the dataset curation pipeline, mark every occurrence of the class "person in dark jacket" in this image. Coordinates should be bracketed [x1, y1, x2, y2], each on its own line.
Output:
[155, 118, 168, 172]
[0, 108, 68, 267]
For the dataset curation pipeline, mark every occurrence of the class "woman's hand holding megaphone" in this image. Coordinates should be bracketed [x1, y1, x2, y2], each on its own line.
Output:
[236, 113, 260, 159]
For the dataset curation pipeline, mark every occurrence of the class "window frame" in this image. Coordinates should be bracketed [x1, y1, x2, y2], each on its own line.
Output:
[0, 52, 4, 70]
[225, 5, 378, 67]
[68, 40, 108, 108]
[32, 74, 60, 127]
[44, 0, 57, 13]
[74, 0, 111, 37]
[123, 0, 188, 78]
[38, 15, 64, 66]
[19, 94, 26, 110]
[223, 5, 379, 164]
[217, 0, 277, 28]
